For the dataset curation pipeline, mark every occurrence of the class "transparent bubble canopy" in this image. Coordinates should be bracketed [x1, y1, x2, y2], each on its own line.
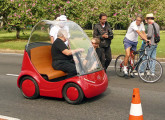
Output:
[28, 20, 103, 75]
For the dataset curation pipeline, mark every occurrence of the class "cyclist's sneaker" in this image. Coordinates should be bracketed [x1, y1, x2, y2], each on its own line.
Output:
[132, 69, 137, 73]
[130, 72, 135, 78]
[123, 70, 129, 78]
[139, 73, 144, 76]
[134, 73, 138, 76]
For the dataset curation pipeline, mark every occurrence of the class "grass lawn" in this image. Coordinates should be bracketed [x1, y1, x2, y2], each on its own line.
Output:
[86, 30, 165, 58]
[0, 29, 165, 58]
[0, 30, 30, 50]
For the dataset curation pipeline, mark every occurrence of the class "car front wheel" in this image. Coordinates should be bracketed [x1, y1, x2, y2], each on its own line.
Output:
[63, 83, 84, 104]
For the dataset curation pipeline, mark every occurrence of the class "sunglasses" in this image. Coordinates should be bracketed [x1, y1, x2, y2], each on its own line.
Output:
[92, 42, 99, 44]
[136, 19, 142, 22]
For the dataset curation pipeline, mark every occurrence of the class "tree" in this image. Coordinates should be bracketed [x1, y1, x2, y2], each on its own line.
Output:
[108, 0, 165, 29]
[0, 0, 165, 39]
[0, 0, 57, 39]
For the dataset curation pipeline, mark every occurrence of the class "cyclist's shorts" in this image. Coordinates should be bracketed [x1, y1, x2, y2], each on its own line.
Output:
[123, 37, 138, 51]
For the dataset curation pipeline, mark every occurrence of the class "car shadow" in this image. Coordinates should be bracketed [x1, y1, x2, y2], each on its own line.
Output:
[38, 87, 111, 105]
[81, 87, 111, 104]
[40, 96, 65, 102]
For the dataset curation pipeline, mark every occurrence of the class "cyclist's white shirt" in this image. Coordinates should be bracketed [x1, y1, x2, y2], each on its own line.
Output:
[125, 21, 145, 42]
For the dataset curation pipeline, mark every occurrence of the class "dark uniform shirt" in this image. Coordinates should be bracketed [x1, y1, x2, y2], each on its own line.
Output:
[51, 38, 73, 61]
[96, 48, 105, 67]
[93, 22, 113, 47]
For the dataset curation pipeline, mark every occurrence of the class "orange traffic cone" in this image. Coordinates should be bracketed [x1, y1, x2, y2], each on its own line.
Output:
[129, 88, 143, 120]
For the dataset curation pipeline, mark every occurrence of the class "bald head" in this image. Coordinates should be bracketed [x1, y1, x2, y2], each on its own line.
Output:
[57, 29, 68, 37]
[57, 29, 68, 42]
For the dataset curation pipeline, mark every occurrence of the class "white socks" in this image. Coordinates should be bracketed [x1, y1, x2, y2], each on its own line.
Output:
[123, 66, 128, 74]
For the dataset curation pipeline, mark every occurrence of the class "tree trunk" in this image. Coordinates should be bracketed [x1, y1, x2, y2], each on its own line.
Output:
[16, 27, 21, 39]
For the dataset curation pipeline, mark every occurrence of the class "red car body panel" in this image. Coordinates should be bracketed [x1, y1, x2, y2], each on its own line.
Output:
[17, 50, 108, 99]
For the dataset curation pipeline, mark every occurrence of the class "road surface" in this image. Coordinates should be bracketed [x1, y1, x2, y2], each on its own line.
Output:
[0, 53, 164, 120]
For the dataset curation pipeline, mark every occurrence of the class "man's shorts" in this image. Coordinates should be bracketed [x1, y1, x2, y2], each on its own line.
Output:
[123, 37, 138, 51]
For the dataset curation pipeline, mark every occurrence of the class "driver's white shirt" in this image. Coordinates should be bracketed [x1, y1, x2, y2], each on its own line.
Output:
[49, 25, 70, 45]
[125, 21, 145, 42]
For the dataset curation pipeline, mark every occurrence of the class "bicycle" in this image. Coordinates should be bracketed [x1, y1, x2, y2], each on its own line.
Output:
[115, 44, 163, 83]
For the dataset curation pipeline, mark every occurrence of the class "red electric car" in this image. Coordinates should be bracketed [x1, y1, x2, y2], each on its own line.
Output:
[17, 20, 108, 104]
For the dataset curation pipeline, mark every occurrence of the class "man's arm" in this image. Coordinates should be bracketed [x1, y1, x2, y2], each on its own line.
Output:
[107, 23, 113, 40]
[93, 25, 105, 39]
[50, 36, 54, 43]
[62, 49, 72, 56]
[62, 48, 84, 56]
[108, 28, 113, 40]
[136, 30, 148, 42]
[142, 31, 147, 40]
[147, 24, 153, 40]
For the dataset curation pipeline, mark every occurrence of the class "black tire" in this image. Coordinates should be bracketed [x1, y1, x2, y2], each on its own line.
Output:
[115, 55, 125, 77]
[20, 76, 40, 99]
[63, 83, 84, 104]
[138, 59, 163, 83]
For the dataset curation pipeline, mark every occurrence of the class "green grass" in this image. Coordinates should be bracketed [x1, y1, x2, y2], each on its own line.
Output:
[85, 30, 165, 58]
[0, 30, 165, 58]
[0, 30, 30, 50]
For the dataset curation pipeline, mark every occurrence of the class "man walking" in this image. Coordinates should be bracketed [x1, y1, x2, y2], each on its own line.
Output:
[145, 13, 160, 75]
[146, 13, 160, 59]
[93, 13, 113, 71]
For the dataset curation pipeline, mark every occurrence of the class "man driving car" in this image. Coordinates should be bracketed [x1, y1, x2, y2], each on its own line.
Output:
[51, 29, 83, 77]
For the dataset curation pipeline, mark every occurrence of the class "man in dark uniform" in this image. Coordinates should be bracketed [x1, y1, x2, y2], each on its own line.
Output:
[93, 13, 113, 71]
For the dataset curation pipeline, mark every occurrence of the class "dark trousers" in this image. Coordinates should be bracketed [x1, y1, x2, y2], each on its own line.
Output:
[52, 60, 77, 77]
[101, 46, 112, 70]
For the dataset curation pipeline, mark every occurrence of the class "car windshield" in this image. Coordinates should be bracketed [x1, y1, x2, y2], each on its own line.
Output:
[28, 20, 103, 75]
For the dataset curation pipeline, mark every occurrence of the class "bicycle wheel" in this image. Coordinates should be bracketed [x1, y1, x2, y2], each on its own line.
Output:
[115, 55, 125, 77]
[138, 59, 163, 83]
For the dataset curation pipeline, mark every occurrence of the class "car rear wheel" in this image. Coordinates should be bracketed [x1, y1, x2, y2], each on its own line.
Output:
[63, 83, 84, 104]
[20, 76, 39, 99]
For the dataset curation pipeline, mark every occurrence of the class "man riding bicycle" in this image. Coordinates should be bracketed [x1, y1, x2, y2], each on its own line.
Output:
[123, 14, 149, 77]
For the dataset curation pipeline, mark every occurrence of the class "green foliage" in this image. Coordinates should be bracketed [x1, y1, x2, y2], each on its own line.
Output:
[108, 0, 165, 29]
[0, 0, 165, 33]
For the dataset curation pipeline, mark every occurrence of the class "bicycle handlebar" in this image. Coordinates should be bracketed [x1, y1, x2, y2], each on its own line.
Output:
[133, 43, 151, 55]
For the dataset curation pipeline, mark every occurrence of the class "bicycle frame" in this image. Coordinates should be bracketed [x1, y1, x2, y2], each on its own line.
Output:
[115, 44, 162, 82]
[129, 44, 151, 72]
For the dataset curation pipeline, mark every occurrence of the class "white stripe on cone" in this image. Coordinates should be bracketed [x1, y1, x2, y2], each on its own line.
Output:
[130, 103, 143, 116]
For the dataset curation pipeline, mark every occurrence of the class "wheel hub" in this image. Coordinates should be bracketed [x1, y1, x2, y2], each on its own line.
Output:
[22, 80, 35, 97]
[66, 87, 79, 101]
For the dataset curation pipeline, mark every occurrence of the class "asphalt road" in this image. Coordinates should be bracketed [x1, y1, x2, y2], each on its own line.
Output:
[0, 53, 164, 120]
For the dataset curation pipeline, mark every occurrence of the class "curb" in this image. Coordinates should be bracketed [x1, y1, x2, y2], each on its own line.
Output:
[0, 49, 165, 62]
[0, 49, 24, 54]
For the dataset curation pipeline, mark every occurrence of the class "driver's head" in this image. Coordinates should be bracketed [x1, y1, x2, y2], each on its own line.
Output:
[57, 29, 68, 42]
[99, 13, 107, 25]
